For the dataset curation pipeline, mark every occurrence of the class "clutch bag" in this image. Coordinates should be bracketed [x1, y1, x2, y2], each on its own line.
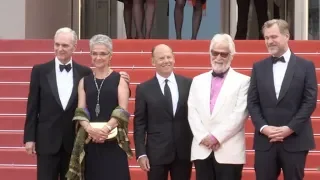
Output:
[90, 122, 118, 139]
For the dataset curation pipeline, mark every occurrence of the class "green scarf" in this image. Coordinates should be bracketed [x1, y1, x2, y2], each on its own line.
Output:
[65, 107, 133, 180]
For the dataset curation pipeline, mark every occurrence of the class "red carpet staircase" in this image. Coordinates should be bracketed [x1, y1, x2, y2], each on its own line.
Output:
[0, 40, 319, 179]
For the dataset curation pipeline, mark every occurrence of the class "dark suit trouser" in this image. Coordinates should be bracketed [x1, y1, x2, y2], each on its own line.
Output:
[255, 143, 308, 180]
[147, 157, 192, 180]
[194, 152, 243, 180]
[37, 145, 71, 180]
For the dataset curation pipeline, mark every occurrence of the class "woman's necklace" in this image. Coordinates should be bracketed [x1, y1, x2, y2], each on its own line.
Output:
[93, 69, 110, 117]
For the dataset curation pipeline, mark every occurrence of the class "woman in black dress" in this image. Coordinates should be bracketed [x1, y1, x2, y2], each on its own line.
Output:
[66, 34, 133, 180]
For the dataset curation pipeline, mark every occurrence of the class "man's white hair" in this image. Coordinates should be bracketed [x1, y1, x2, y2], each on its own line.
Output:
[209, 33, 236, 56]
[54, 27, 78, 45]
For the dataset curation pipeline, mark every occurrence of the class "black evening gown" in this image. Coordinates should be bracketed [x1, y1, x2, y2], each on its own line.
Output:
[83, 71, 130, 180]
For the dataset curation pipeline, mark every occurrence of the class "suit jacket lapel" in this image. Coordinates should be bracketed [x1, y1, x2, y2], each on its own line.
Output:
[277, 54, 296, 103]
[65, 63, 80, 110]
[201, 72, 212, 119]
[175, 75, 184, 114]
[46, 61, 63, 109]
[265, 58, 278, 104]
[211, 69, 233, 119]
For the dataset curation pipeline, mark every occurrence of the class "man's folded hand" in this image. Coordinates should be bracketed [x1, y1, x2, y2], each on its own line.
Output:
[200, 135, 219, 149]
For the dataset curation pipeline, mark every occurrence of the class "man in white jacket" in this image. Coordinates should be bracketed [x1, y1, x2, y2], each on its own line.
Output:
[188, 33, 250, 180]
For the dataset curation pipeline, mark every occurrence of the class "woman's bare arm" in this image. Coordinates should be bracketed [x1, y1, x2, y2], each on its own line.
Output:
[106, 77, 129, 129]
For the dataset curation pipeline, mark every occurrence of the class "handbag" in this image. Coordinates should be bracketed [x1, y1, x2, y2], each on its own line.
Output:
[90, 122, 118, 139]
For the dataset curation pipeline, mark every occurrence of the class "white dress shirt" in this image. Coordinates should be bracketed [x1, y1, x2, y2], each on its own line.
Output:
[55, 58, 74, 110]
[156, 72, 179, 115]
[260, 48, 291, 132]
[273, 48, 291, 99]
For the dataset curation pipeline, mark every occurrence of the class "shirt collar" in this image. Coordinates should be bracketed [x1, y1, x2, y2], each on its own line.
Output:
[55, 57, 73, 71]
[55, 57, 73, 66]
[156, 72, 176, 84]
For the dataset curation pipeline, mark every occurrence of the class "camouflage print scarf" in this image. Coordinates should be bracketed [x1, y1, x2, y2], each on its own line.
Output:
[65, 107, 133, 180]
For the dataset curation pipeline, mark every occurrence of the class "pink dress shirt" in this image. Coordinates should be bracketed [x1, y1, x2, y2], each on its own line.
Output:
[210, 75, 226, 114]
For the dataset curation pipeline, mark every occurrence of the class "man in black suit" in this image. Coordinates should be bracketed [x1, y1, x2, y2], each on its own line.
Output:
[23, 27, 130, 180]
[247, 19, 317, 180]
[133, 44, 193, 180]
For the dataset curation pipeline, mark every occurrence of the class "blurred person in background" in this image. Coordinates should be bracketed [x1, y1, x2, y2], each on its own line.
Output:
[133, 0, 155, 39]
[174, 0, 206, 39]
[118, 0, 143, 39]
[235, 0, 268, 39]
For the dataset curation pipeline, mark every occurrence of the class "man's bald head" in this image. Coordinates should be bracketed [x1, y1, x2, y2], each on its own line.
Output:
[151, 44, 173, 57]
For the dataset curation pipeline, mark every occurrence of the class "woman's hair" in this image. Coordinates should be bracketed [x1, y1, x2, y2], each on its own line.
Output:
[89, 34, 113, 53]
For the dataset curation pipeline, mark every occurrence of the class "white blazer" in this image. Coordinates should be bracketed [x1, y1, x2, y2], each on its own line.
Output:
[188, 68, 250, 164]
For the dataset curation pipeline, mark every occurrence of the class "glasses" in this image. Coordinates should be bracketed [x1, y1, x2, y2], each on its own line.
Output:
[91, 51, 110, 58]
[211, 50, 229, 58]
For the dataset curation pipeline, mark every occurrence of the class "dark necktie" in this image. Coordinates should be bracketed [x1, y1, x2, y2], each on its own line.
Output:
[59, 64, 72, 72]
[272, 56, 285, 64]
[164, 79, 173, 116]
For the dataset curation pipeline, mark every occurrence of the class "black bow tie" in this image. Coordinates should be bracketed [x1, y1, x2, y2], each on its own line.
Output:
[212, 71, 224, 78]
[212, 68, 229, 78]
[272, 56, 285, 64]
[59, 64, 72, 72]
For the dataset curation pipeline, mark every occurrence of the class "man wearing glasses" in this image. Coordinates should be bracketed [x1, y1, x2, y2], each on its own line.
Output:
[188, 33, 249, 180]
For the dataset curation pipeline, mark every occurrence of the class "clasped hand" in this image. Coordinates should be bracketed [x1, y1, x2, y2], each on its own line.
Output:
[262, 126, 293, 142]
[86, 126, 110, 143]
[200, 135, 220, 151]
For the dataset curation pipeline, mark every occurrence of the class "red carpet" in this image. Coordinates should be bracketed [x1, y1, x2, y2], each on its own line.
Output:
[0, 40, 319, 179]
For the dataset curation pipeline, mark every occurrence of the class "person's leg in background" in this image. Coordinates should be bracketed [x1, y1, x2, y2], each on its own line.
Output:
[174, 0, 186, 39]
[133, 0, 145, 38]
[235, 0, 251, 39]
[191, 0, 205, 40]
[145, 0, 156, 39]
[253, 0, 269, 39]
[133, 0, 155, 39]
[122, 0, 134, 39]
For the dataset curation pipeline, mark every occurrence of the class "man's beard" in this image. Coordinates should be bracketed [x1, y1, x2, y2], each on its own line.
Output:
[212, 62, 230, 73]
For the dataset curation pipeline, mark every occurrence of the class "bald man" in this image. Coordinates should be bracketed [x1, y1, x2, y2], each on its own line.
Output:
[133, 44, 193, 180]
